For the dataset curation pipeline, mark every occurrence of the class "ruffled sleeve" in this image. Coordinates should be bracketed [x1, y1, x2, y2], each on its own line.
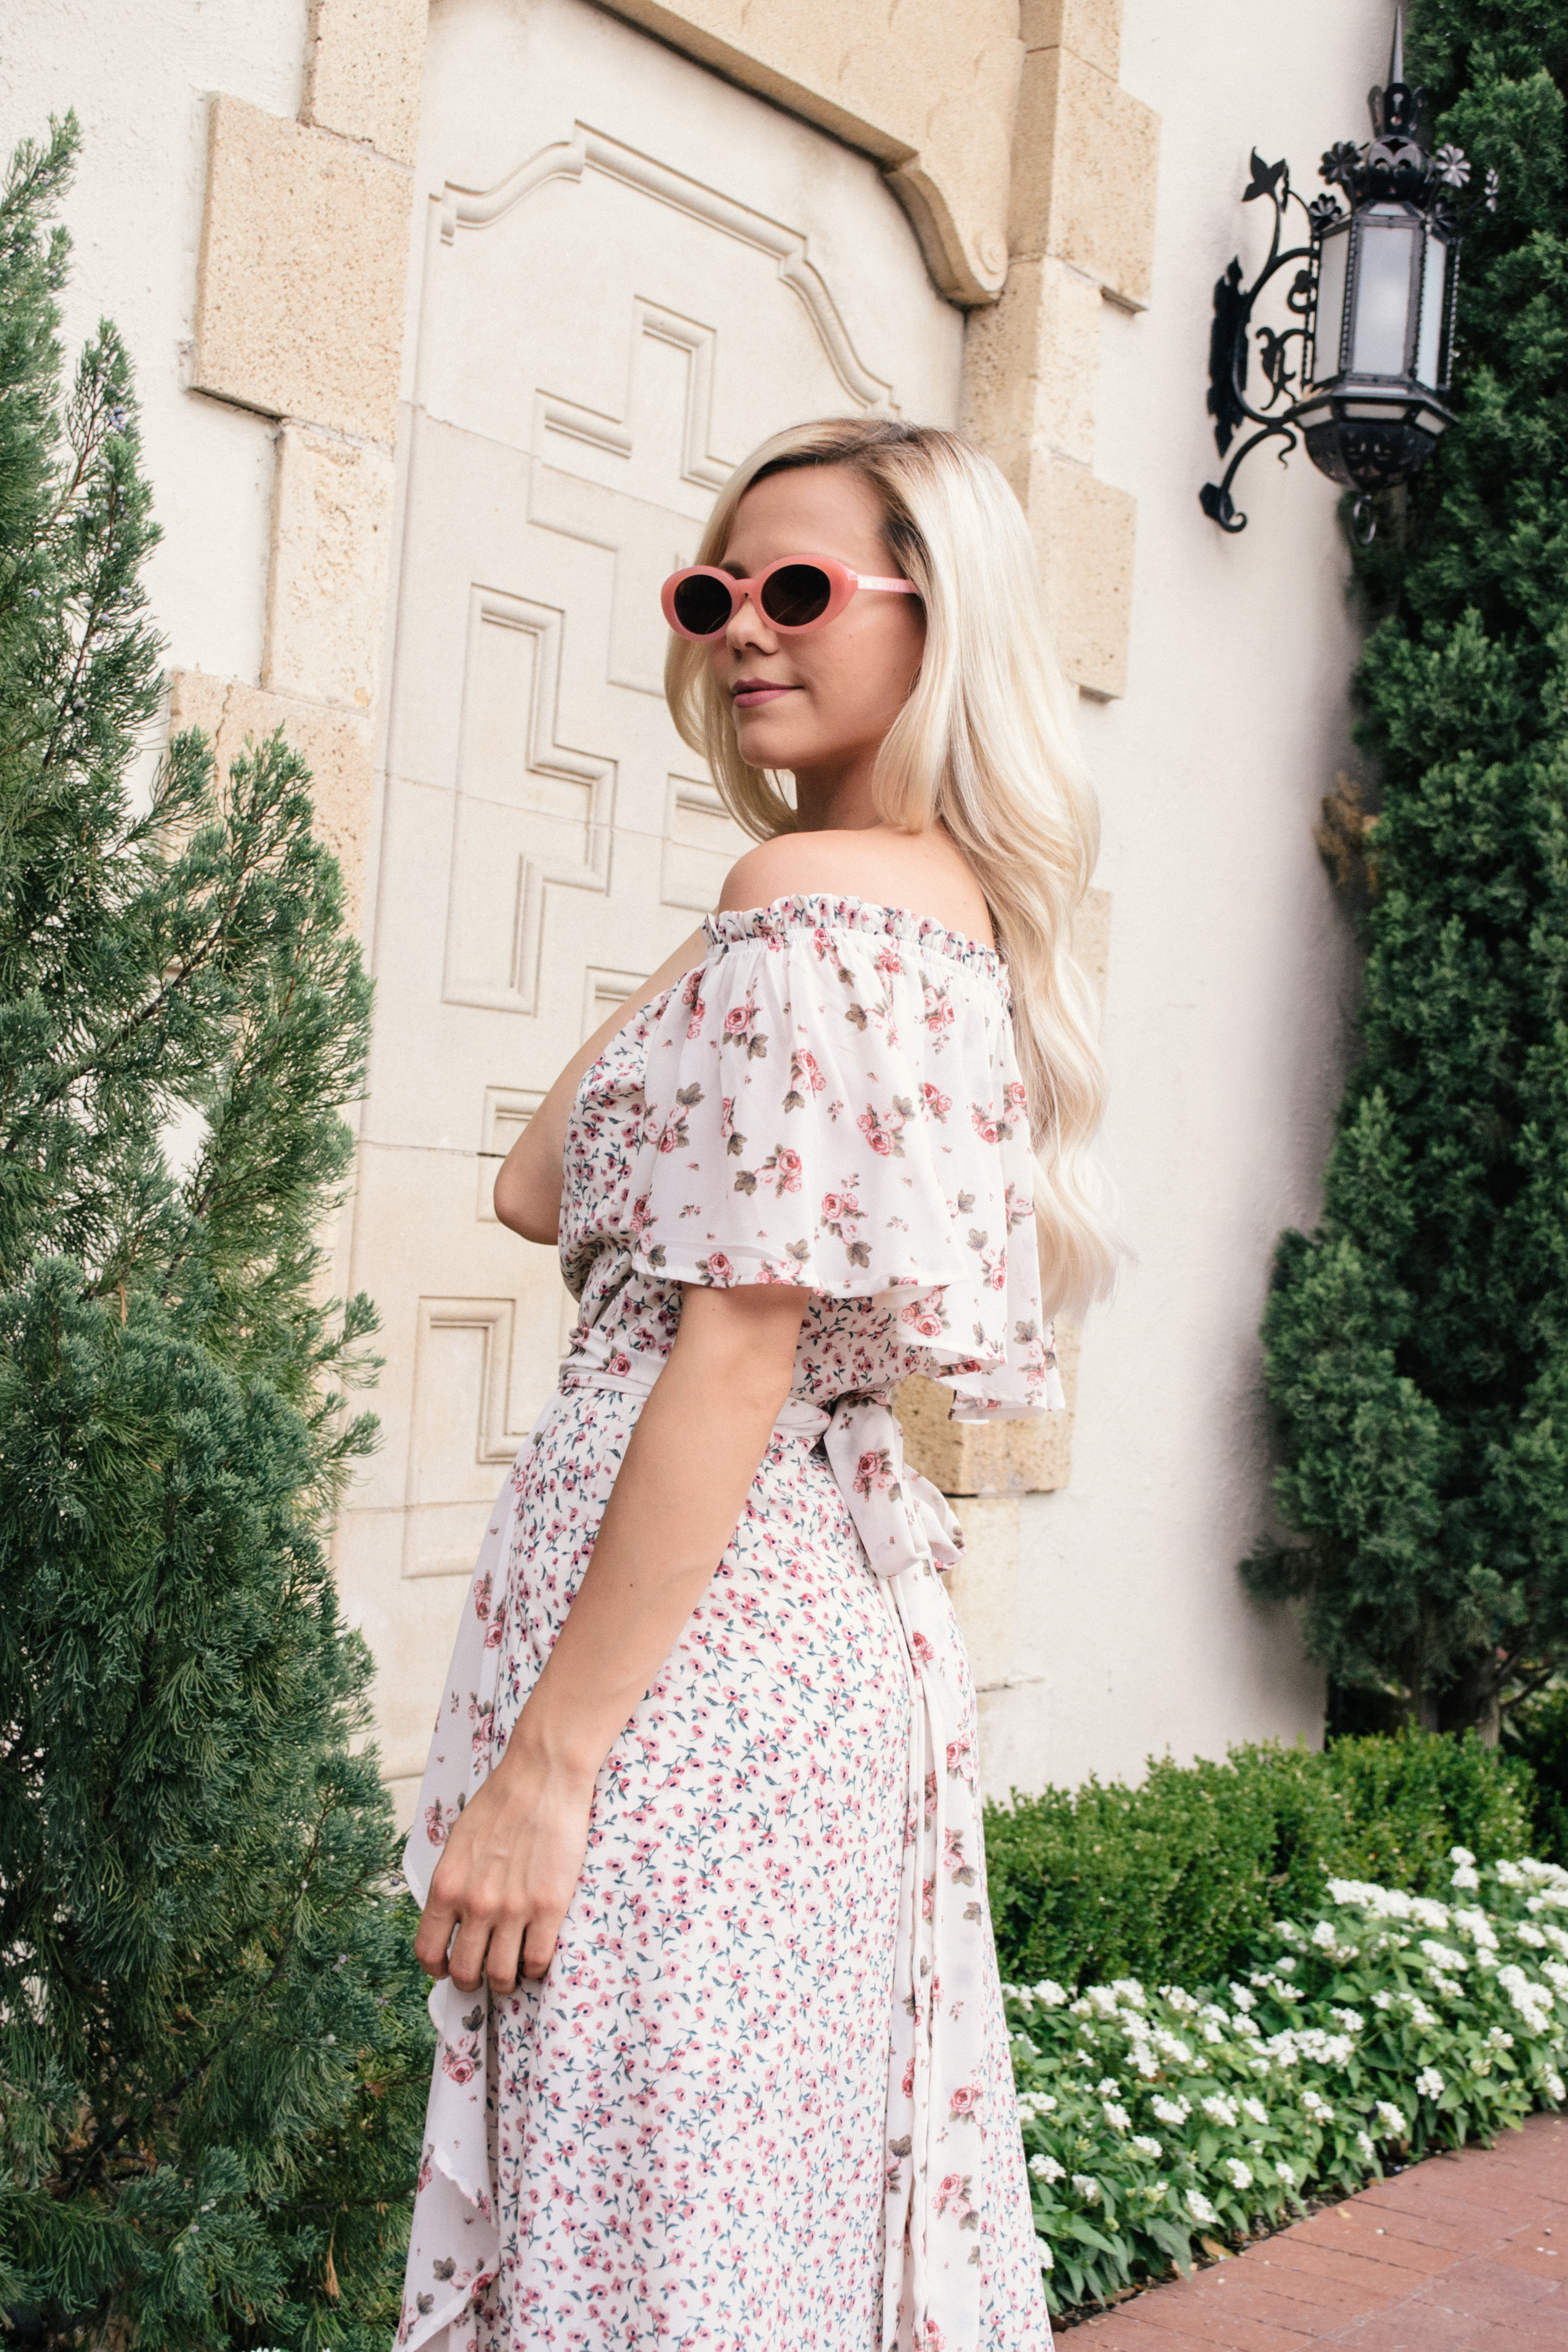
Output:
[626, 897, 1063, 1415]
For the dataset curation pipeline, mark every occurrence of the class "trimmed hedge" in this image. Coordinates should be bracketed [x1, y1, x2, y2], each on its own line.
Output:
[984, 1732, 1534, 1993]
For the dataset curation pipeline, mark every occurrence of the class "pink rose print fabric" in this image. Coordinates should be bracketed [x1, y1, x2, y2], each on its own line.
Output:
[399, 897, 1058, 2352]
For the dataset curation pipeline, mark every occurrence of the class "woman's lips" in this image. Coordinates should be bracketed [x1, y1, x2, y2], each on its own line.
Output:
[732, 684, 797, 709]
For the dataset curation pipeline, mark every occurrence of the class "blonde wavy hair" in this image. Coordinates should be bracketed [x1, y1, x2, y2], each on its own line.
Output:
[665, 416, 1117, 1319]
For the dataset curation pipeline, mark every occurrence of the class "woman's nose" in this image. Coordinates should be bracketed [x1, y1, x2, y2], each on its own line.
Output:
[725, 592, 774, 651]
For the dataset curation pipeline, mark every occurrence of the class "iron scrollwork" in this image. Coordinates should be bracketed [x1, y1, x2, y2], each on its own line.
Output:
[1199, 10, 1499, 540]
[1198, 153, 1324, 534]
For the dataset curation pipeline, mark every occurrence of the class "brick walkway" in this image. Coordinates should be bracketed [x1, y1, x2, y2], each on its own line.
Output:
[1067, 2111, 1567, 2352]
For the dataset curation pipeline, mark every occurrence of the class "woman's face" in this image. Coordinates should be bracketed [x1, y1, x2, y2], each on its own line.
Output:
[706, 465, 926, 796]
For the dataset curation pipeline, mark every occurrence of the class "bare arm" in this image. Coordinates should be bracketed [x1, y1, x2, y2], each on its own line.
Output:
[413, 1280, 811, 1995]
[493, 928, 706, 1244]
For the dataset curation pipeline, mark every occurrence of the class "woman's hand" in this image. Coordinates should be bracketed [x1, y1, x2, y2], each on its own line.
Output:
[413, 1283, 810, 1995]
[413, 1750, 594, 1995]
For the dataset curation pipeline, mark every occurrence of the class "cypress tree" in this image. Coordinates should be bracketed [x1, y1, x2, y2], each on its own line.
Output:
[1245, 4, 1568, 1731]
[0, 121, 429, 2347]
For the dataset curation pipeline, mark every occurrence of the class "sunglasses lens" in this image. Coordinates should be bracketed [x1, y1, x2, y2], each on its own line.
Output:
[671, 573, 736, 636]
[761, 564, 833, 628]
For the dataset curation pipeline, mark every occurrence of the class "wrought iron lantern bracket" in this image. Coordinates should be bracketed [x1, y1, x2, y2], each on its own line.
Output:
[1199, 10, 1498, 538]
[1199, 154, 1321, 533]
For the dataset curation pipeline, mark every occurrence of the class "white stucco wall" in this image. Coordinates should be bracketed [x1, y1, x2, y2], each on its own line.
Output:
[3, 0, 1395, 1807]
[0, 0, 309, 689]
[984, 0, 1389, 1799]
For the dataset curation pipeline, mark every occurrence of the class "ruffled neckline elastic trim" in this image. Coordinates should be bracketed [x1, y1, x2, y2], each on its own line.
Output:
[704, 893, 1009, 994]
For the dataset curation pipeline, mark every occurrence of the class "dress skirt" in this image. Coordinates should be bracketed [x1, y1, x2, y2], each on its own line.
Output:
[399, 1386, 1049, 2350]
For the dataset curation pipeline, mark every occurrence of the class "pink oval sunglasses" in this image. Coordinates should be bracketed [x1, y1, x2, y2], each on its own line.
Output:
[660, 555, 918, 641]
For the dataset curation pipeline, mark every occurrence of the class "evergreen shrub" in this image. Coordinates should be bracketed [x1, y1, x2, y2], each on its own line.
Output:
[1009, 1852, 1568, 2316]
[1242, 1, 1568, 1726]
[1503, 1686, 1568, 1863]
[984, 1732, 1533, 1992]
[0, 121, 429, 2348]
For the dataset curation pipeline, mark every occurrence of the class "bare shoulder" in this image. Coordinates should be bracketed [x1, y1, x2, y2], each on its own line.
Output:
[718, 827, 994, 948]
[716, 834, 825, 913]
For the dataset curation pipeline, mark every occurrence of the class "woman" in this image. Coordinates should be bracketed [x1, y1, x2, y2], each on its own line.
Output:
[398, 418, 1114, 2351]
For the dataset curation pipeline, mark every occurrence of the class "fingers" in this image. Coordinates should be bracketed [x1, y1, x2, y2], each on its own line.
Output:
[484, 1914, 526, 1998]
[446, 1913, 493, 1996]
[413, 1898, 458, 1981]
[419, 1911, 552, 1995]
[521, 1908, 564, 1982]
[416, 1892, 531, 1996]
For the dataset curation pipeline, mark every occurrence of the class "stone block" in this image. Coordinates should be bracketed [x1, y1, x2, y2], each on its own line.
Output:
[898, 1376, 1066, 1496]
[961, 253, 1103, 482]
[263, 424, 395, 710]
[943, 1498, 1021, 1692]
[1019, 0, 1122, 80]
[1076, 883, 1113, 1019]
[1036, 459, 1137, 700]
[897, 1317, 1081, 1499]
[302, 0, 427, 165]
[167, 671, 375, 935]
[595, 0, 1019, 304]
[1010, 44, 1160, 309]
[193, 96, 411, 443]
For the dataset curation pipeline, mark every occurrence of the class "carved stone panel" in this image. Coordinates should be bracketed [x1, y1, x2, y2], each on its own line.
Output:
[338, 0, 963, 1806]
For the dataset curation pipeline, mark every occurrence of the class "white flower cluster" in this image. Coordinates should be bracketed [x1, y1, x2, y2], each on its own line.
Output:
[1451, 1905, 1498, 1952]
[1016, 2090, 1058, 2119]
[1497, 1964, 1555, 2032]
[1450, 1846, 1482, 1892]
[1002, 1979, 1070, 2011]
[1012, 1856, 1568, 2315]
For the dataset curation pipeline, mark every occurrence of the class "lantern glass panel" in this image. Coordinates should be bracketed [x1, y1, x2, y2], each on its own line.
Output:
[1311, 223, 1350, 384]
[1415, 228, 1449, 389]
[1350, 209, 1419, 378]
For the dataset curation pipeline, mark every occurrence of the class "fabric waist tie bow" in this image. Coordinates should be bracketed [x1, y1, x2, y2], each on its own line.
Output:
[403, 1352, 995, 2352]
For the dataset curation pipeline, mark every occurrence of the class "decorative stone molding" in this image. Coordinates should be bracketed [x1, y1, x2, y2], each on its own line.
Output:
[440, 587, 617, 1019]
[963, 253, 1102, 477]
[302, 0, 428, 165]
[192, 96, 411, 443]
[1020, 0, 1121, 83]
[961, 0, 1156, 701]
[592, 0, 1022, 306]
[263, 425, 396, 710]
[1010, 42, 1160, 310]
[440, 122, 896, 414]
[1039, 464, 1138, 701]
[186, 56, 417, 948]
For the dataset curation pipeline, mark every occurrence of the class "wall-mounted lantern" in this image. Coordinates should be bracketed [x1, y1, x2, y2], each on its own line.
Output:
[1199, 10, 1497, 538]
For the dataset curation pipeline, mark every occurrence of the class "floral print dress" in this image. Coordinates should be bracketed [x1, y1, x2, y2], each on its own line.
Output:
[399, 896, 1060, 2352]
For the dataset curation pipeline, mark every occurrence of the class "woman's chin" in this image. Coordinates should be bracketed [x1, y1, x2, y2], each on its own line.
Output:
[733, 716, 809, 769]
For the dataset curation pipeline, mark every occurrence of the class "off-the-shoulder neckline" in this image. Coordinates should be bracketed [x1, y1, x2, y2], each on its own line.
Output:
[704, 892, 1004, 979]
